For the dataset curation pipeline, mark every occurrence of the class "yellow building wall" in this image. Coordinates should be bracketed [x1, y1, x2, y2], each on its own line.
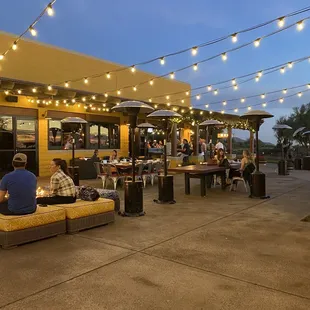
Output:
[0, 94, 129, 177]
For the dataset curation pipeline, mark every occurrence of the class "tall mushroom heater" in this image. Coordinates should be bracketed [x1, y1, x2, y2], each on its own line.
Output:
[137, 122, 156, 159]
[61, 117, 88, 186]
[241, 110, 273, 199]
[272, 124, 292, 176]
[147, 109, 181, 204]
[199, 120, 224, 159]
[112, 101, 154, 216]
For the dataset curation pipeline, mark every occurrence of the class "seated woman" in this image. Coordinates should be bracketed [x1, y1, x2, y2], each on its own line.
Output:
[110, 150, 118, 162]
[37, 158, 76, 205]
[229, 150, 254, 179]
[214, 148, 229, 184]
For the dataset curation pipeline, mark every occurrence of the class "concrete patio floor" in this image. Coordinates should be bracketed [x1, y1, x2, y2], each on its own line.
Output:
[1, 165, 310, 309]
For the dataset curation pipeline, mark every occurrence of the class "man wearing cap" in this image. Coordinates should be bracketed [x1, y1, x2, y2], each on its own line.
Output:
[0, 153, 37, 215]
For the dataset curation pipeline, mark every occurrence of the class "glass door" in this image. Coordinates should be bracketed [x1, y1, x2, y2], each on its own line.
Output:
[0, 116, 38, 178]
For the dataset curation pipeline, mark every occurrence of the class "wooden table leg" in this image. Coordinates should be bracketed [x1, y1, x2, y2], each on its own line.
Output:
[185, 173, 190, 195]
[200, 175, 206, 196]
[221, 171, 226, 190]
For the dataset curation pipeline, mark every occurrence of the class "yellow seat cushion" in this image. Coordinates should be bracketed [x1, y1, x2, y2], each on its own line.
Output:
[0, 206, 66, 232]
[55, 198, 115, 220]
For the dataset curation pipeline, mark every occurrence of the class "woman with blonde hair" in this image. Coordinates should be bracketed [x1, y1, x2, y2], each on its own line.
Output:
[229, 149, 254, 179]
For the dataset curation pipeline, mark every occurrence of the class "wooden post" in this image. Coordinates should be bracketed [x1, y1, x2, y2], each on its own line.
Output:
[171, 123, 177, 157]
[193, 124, 199, 155]
[227, 125, 232, 155]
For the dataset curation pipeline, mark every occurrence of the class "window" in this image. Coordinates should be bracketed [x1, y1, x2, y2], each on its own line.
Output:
[48, 120, 119, 150]
[48, 120, 86, 150]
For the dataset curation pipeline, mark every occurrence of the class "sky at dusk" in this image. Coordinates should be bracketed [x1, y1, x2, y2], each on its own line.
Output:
[1, 0, 310, 143]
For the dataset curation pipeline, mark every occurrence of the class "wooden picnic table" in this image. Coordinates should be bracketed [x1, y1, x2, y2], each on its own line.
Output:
[168, 165, 227, 197]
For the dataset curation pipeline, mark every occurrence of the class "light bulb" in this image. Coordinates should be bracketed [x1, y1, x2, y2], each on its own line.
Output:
[298, 92, 303, 97]
[170, 72, 175, 79]
[234, 108, 238, 113]
[65, 81, 69, 88]
[241, 98, 246, 103]
[83, 105, 87, 109]
[193, 63, 198, 71]
[117, 90, 121, 95]
[106, 72, 111, 79]
[189, 106, 193, 110]
[196, 94, 201, 100]
[4, 90, 9, 95]
[149, 79, 154, 86]
[133, 86, 137, 92]
[279, 98, 284, 103]
[221, 110, 225, 114]
[154, 105, 158, 109]
[148, 99, 152, 102]
[262, 102, 267, 107]
[255, 76, 260, 82]
[186, 91, 190, 96]
[214, 89, 218, 95]
[64, 100, 67, 104]
[89, 103, 92, 107]
[288, 62, 293, 69]
[254, 38, 261, 47]
[82, 97, 86, 102]
[131, 65, 136, 73]
[231, 78, 237, 85]
[222, 101, 227, 106]
[191, 47, 198, 56]
[261, 94, 266, 99]
[167, 102, 170, 106]
[12, 42, 17, 50]
[200, 111, 203, 115]
[17, 89, 22, 94]
[190, 110, 194, 114]
[231, 33, 238, 43]
[207, 85, 212, 91]
[278, 17, 285, 28]
[47, 4, 54, 16]
[282, 89, 287, 94]
[181, 99, 185, 103]
[84, 77, 89, 84]
[78, 104, 80, 108]
[209, 111, 213, 114]
[164, 95, 169, 100]
[234, 84, 239, 90]
[257, 71, 263, 77]
[103, 103, 106, 107]
[106, 108, 109, 112]
[160, 57, 165, 65]
[29, 27, 37, 36]
[0, 54, 4, 61]
[104, 93, 108, 97]
[56, 102, 59, 106]
[307, 84, 310, 89]
[221, 53, 227, 61]
[247, 106, 252, 110]
[72, 99, 76, 103]
[66, 103, 69, 107]
[47, 85, 52, 91]
[181, 109, 185, 113]
[280, 67, 285, 74]
[98, 108, 101, 111]
[297, 20, 304, 31]
[32, 88, 37, 93]
[92, 95, 96, 100]
[205, 104, 209, 108]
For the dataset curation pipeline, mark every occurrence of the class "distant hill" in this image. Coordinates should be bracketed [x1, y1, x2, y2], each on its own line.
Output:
[232, 137, 275, 146]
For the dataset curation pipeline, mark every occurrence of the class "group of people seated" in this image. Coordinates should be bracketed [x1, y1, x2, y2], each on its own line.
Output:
[91, 149, 118, 162]
[0, 153, 77, 216]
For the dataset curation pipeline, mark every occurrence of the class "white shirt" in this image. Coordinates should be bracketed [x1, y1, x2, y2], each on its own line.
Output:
[215, 142, 224, 150]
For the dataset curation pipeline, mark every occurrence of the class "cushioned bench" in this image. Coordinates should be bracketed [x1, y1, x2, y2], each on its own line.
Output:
[54, 198, 115, 234]
[0, 206, 66, 249]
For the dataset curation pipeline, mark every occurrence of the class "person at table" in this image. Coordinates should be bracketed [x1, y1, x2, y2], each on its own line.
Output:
[0, 153, 37, 215]
[215, 148, 230, 168]
[91, 149, 100, 161]
[110, 150, 118, 162]
[229, 150, 254, 179]
[181, 139, 191, 156]
[36, 158, 76, 205]
[215, 140, 224, 153]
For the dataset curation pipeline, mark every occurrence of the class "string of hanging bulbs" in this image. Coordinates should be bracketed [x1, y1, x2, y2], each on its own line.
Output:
[0, 0, 56, 61]
[49, 6, 310, 87]
[52, 16, 310, 96]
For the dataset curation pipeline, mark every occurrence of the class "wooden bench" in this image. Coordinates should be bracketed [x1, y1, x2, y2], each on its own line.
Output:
[0, 206, 66, 249]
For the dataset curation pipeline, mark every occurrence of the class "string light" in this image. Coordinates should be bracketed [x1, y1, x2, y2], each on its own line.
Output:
[12, 42, 17, 50]
[288, 62, 294, 68]
[191, 47, 198, 56]
[207, 85, 212, 91]
[257, 71, 263, 77]
[106, 72, 111, 79]
[63, 100, 67, 104]
[254, 38, 261, 47]
[261, 94, 266, 99]
[255, 76, 260, 82]
[278, 17, 285, 28]
[262, 102, 267, 107]
[247, 106, 252, 110]
[29, 26, 37, 37]
[190, 110, 194, 114]
[117, 90, 121, 95]
[297, 20, 304, 31]
[66, 103, 69, 107]
[280, 67, 286, 74]
[149, 79, 154, 86]
[308, 84, 310, 89]
[167, 102, 171, 106]
[56, 101, 59, 106]
[77, 104, 80, 108]
[148, 98, 152, 102]
[4, 90, 9, 95]
[221, 53, 228, 61]
[32, 88, 37, 93]
[200, 111, 203, 115]
[104, 93, 108, 97]
[298, 92, 303, 97]
[193, 63, 198, 71]
[283, 89, 287, 94]
[209, 111, 213, 114]
[166, 95, 170, 100]
[46, 4, 54, 16]
[205, 104, 209, 108]
[84, 77, 89, 84]
[170, 72, 175, 79]
[222, 101, 227, 106]
[214, 89, 218, 95]
[231, 78, 237, 85]
[92, 95, 96, 100]
[133, 86, 137, 92]
[233, 84, 239, 90]
[65, 81, 69, 87]
[189, 106, 193, 110]
[234, 108, 238, 112]
[279, 98, 284, 103]
[181, 99, 185, 103]
[131, 65, 136, 73]
[102, 103, 106, 107]
[241, 98, 246, 103]
[47, 85, 53, 91]
[154, 104, 158, 109]
[82, 97, 86, 102]
[221, 110, 225, 114]
[0, 54, 4, 61]
[231, 33, 238, 43]
[160, 57, 165, 65]
[72, 99, 76, 103]
[196, 94, 201, 100]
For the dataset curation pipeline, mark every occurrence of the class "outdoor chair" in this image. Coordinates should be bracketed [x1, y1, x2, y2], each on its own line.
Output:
[93, 162, 107, 189]
[142, 162, 152, 187]
[150, 162, 161, 185]
[230, 176, 248, 192]
[126, 163, 144, 183]
[105, 164, 123, 190]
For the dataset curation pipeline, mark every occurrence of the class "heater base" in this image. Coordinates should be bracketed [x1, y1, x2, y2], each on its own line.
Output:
[123, 181, 144, 217]
[154, 175, 176, 204]
[249, 171, 270, 199]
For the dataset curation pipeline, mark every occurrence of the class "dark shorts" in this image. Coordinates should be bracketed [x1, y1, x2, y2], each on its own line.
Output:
[0, 201, 36, 216]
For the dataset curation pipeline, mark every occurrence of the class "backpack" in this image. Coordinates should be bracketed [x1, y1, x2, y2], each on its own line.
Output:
[79, 186, 100, 201]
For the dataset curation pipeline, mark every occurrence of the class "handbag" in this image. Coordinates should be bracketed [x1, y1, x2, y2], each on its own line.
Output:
[79, 186, 100, 201]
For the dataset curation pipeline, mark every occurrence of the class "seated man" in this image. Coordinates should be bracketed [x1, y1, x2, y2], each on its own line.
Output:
[0, 153, 37, 215]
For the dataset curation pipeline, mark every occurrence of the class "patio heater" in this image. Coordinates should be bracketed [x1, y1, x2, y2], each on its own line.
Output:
[137, 122, 156, 159]
[199, 120, 224, 159]
[240, 110, 273, 199]
[112, 101, 154, 216]
[147, 109, 181, 204]
[272, 124, 292, 176]
[292, 127, 306, 170]
[301, 131, 310, 170]
[61, 116, 88, 186]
